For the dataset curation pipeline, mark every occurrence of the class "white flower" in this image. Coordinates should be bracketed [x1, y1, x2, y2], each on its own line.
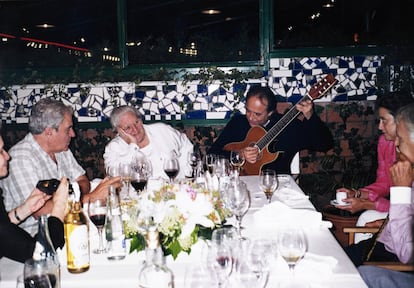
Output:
[125, 181, 228, 257]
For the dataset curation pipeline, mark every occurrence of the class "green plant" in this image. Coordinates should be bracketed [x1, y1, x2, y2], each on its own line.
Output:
[299, 102, 377, 211]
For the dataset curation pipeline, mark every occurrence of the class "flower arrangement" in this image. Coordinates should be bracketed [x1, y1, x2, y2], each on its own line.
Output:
[124, 181, 230, 259]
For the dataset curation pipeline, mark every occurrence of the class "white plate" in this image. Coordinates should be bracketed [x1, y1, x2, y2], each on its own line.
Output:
[330, 200, 351, 207]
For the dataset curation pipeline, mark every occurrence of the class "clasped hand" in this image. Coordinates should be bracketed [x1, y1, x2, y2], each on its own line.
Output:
[389, 160, 414, 187]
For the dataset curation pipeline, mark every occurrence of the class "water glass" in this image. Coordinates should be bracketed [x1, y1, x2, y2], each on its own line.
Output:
[23, 258, 56, 288]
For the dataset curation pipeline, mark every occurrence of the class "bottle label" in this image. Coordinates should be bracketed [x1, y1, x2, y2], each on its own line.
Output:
[67, 225, 89, 267]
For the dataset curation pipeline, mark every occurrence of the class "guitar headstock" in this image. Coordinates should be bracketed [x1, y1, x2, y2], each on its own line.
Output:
[308, 74, 337, 100]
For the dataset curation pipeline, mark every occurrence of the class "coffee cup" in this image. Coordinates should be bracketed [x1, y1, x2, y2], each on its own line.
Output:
[336, 191, 347, 205]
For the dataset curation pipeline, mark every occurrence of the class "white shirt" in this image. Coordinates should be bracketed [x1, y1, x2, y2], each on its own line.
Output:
[103, 123, 193, 180]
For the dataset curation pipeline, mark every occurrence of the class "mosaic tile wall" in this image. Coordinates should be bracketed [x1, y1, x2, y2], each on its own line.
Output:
[0, 55, 382, 124]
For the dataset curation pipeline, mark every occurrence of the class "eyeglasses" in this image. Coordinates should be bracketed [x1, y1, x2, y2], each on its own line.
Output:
[119, 119, 141, 134]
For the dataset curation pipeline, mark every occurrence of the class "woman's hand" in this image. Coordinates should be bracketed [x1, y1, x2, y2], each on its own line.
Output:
[365, 219, 384, 228]
[51, 177, 69, 222]
[10, 185, 53, 224]
[335, 197, 375, 214]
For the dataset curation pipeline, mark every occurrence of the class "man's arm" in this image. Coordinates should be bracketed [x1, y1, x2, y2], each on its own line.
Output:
[76, 174, 91, 195]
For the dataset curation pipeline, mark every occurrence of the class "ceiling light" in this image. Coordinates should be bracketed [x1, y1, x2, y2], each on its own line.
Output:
[323, 0, 335, 8]
[202, 9, 221, 15]
[36, 23, 55, 28]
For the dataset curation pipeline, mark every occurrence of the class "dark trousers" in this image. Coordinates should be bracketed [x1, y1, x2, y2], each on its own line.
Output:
[344, 239, 399, 267]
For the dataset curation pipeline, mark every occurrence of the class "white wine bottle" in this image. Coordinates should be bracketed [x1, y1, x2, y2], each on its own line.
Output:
[64, 183, 90, 273]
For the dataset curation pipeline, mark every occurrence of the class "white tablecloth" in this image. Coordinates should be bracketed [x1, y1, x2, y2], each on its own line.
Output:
[0, 175, 367, 288]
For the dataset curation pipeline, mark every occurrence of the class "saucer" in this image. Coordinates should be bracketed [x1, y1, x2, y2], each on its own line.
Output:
[330, 200, 350, 207]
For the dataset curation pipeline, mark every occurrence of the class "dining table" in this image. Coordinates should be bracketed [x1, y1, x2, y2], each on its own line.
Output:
[0, 175, 367, 288]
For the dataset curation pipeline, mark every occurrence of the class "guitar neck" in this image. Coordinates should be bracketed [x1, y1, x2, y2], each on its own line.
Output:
[256, 95, 311, 150]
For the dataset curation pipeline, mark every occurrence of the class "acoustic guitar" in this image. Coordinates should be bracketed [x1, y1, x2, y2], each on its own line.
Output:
[224, 74, 337, 175]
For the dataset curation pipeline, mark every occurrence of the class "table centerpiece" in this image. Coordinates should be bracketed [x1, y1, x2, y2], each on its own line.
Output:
[123, 180, 230, 259]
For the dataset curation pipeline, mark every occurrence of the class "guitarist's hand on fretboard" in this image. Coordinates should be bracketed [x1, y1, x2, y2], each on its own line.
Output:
[295, 98, 313, 120]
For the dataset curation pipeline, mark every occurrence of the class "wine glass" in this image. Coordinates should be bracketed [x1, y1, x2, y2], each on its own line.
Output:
[242, 238, 274, 286]
[184, 262, 218, 288]
[205, 154, 217, 176]
[233, 257, 268, 288]
[226, 181, 250, 239]
[88, 197, 107, 254]
[119, 162, 132, 199]
[259, 169, 279, 203]
[188, 150, 201, 178]
[230, 150, 245, 177]
[211, 226, 238, 246]
[131, 157, 152, 194]
[23, 258, 55, 288]
[207, 242, 234, 288]
[163, 152, 180, 183]
[278, 227, 308, 287]
[105, 164, 119, 178]
[215, 155, 229, 178]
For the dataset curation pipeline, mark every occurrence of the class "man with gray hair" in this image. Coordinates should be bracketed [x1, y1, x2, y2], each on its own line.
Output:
[0, 98, 90, 235]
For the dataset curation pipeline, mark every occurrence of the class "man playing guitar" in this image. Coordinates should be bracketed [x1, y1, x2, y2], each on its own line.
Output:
[208, 82, 334, 175]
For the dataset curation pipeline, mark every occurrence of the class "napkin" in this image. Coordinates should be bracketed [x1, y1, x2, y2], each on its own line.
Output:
[253, 201, 331, 229]
[276, 187, 309, 205]
[296, 252, 338, 275]
[271, 253, 338, 281]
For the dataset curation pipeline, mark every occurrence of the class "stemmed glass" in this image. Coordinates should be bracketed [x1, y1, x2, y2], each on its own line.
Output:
[88, 197, 107, 254]
[184, 262, 218, 288]
[23, 258, 55, 288]
[230, 150, 245, 177]
[188, 150, 201, 178]
[119, 163, 132, 199]
[163, 152, 180, 183]
[278, 227, 308, 287]
[240, 238, 274, 287]
[215, 155, 229, 178]
[226, 181, 250, 239]
[105, 164, 119, 178]
[259, 169, 279, 203]
[207, 242, 234, 288]
[205, 154, 217, 175]
[131, 157, 152, 194]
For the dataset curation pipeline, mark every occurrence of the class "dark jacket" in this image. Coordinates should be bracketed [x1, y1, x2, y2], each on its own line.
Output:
[0, 189, 65, 263]
[208, 112, 333, 174]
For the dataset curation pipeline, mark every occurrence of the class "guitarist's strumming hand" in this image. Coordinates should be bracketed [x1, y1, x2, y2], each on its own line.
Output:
[295, 99, 313, 120]
[243, 146, 259, 164]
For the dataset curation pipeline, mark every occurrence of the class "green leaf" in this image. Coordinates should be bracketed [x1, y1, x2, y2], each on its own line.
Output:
[166, 239, 184, 260]
[129, 233, 146, 254]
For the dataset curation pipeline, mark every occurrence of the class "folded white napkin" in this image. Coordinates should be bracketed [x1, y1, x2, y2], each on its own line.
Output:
[277, 187, 309, 205]
[254, 201, 329, 229]
[296, 252, 338, 275]
[271, 253, 338, 282]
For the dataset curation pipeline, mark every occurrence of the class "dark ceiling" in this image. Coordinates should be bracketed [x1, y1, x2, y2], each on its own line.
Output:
[0, 0, 258, 50]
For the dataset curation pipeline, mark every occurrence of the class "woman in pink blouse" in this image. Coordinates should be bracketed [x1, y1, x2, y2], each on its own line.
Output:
[335, 91, 414, 242]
